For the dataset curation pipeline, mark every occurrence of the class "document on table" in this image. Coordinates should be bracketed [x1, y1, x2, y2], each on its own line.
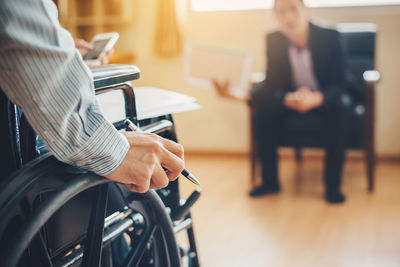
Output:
[184, 42, 252, 91]
[133, 86, 201, 120]
[96, 86, 200, 123]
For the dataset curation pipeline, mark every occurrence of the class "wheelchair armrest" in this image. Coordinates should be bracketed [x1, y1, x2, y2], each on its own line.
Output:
[91, 64, 140, 89]
[92, 65, 140, 125]
[170, 188, 201, 221]
[141, 120, 174, 134]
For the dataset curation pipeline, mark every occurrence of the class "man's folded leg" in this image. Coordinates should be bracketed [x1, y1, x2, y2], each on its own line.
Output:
[322, 101, 350, 204]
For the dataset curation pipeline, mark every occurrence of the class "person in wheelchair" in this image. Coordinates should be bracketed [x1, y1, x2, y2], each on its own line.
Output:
[0, 1, 194, 266]
[0, 0, 184, 193]
[213, 0, 350, 203]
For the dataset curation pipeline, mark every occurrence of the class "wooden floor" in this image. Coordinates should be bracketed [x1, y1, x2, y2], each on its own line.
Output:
[179, 154, 400, 267]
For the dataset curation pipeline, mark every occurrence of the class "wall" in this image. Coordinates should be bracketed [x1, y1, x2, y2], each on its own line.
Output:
[116, 1, 400, 157]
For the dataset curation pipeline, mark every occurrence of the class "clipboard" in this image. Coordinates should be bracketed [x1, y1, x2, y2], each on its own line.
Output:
[184, 42, 252, 91]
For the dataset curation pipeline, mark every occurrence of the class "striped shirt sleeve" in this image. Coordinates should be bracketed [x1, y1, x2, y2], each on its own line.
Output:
[0, 0, 129, 176]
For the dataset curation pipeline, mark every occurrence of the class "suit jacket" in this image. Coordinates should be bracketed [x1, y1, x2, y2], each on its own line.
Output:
[251, 22, 346, 119]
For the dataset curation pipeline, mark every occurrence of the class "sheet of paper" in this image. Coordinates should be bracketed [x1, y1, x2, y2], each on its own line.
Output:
[133, 86, 201, 120]
[184, 42, 252, 91]
[96, 86, 200, 122]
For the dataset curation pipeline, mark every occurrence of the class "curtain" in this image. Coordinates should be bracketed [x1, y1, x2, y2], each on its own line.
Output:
[154, 0, 183, 57]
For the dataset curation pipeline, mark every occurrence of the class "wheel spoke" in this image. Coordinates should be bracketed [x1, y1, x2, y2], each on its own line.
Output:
[82, 184, 109, 267]
[54, 209, 143, 267]
[123, 223, 158, 267]
[30, 233, 54, 267]
[0, 158, 185, 267]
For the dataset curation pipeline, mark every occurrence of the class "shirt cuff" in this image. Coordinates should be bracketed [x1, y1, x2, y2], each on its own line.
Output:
[62, 120, 130, 176]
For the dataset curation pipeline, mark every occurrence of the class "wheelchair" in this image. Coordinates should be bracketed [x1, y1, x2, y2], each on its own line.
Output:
[0, 65, 201, 267]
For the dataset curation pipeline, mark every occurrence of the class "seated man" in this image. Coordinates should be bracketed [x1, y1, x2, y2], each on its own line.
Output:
[214, 0, 349, 203]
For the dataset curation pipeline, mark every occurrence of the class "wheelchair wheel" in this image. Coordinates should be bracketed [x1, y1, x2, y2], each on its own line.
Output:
[0, 154, 181, 267]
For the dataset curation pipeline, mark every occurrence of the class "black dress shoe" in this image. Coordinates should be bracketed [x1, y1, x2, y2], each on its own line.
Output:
[249, 184, 280, 197]
[325, 191, 346, 204]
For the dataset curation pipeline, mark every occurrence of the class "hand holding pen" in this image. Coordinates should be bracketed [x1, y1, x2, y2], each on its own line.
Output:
[105, 128, 186, 192]
[124, 119, 200, 186]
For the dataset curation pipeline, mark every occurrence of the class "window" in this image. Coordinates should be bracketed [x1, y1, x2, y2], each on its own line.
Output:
[191, 0, 400, 11]
[191, 0, 271, 11]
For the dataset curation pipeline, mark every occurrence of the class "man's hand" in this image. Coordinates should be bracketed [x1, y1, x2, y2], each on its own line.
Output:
[105, 131, 185, 193]
[284, 86, 323, 113]
[99, 48, 114, 65]
[74, 39, 93, 57]
[74, 39, 114, 65]
[213, 79, 232, 98]
[212, 79, 250, 102]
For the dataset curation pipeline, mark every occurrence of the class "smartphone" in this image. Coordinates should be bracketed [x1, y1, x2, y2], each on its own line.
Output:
[83, 32, 119, 66]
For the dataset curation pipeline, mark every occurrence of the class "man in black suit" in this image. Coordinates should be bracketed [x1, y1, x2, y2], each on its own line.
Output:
[214, 0, 348, 203]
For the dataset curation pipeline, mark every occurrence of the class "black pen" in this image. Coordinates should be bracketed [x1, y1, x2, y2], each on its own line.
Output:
[124, 119, 201, 186]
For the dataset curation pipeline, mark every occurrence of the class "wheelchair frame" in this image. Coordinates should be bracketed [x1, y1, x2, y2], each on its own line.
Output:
[0, 64, 201, 267]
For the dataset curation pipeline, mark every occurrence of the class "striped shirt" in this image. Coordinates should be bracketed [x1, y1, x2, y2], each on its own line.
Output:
[0, 0, 129, 176]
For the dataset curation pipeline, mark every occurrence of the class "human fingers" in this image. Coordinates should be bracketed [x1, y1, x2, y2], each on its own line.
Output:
[296, 101, 312, 113]
[75, 39, 93, 50]
[284, 99, 300, 111]
[212, 78, 220, 88]
[107, 48, 115, 57]
[298, 86, 311, 93]
[149, 180, 158, 190]
[158, 136, 184, 160]
[284, 92, 295, 101]
[124, 179, 151, 193]
[159, 149, 184, 181]
[100, 48, 115, 65]
[223, 80, 230, 89]
[150, 163, 170, 188]
[106, 133, 155, 192]
[146, 135, 184, 181]
[100, 55, 108, 65]
[147, 135, 184, 181]
[213, 79, 232, 97]
[106, 132, 183, 192]
[284, 96, 296, 106]
[75, 39, 93, 56]
[283, 98, 291, 107]
[289, 92, 304, 103]
[212, 79, 226, 96]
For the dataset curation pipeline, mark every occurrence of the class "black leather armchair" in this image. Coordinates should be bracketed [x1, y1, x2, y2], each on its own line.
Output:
[250, 23, 380, 192]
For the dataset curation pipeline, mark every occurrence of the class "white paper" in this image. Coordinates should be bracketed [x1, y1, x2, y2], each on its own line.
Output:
[96, 86, 200, 123]
[133, 86, 201, 120]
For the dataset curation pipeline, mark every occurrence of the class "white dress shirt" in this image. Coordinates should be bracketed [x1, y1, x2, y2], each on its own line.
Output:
[288, 44, 320, 92]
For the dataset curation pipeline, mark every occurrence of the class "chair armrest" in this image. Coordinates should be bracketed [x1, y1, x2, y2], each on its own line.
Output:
[92, 65, 140, 127]
[363, 70, 380, 84]
[250, 72, 267, 87]
[96, 82, 137, 129]
[362, 70, 379, 160]
[91, 64, 140, 89]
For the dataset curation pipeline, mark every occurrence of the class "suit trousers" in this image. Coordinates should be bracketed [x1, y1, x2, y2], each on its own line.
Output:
[253, 99, 349, 194]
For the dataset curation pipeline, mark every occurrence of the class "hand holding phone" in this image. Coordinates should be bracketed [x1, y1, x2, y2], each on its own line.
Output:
[75, 39, 94, 56]
[83, 32, 119, 66]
